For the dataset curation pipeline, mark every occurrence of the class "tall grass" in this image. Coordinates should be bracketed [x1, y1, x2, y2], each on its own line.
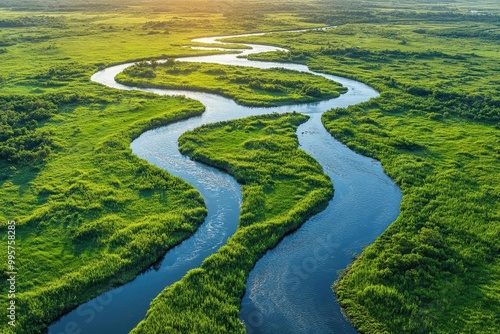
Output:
[132, 112, 333, 333]
[1, 1, 499, 333]
[0, 90, 210, 333]
[232, 9, 500, 333]
[116, 61, 346, 107]
[0, 5, 324, 332]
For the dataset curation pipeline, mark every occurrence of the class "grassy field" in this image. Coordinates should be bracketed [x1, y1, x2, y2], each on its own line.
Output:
[116, 61, 347, 106]
[1, 0, 499, 333]
[0, 90, 210, 333]
[0, 3, 324, 333]
[0, 5, 324, 96]
[232, 6, 500, 334]
[132, 112, 333, 333]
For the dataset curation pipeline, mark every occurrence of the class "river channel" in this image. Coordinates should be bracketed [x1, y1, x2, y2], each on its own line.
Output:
[49, 29, 401, 334]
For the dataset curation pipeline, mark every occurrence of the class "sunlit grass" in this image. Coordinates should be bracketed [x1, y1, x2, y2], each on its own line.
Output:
[232, 10, 499, 333]
[0, 5, 330, 332]
[0, 90, 209, 333]
[0, 1, 499, 333]
[116, 61, 346, 106]
[132, 112, 333, 333]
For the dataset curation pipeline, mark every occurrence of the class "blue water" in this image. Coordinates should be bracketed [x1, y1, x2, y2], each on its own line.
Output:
[49, 29, 401, 334]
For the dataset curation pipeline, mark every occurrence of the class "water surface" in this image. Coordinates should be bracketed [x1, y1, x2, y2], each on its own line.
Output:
[49, 29, 401, 334]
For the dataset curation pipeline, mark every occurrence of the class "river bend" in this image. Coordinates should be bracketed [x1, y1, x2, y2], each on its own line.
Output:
[49, 29, 401, 334]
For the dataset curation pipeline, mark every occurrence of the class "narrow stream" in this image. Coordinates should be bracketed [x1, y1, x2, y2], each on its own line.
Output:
[49, 29, 401, 334]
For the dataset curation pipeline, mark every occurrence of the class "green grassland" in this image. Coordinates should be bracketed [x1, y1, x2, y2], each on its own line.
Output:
[0, 6, 324, 96]
[1, 91, 210, 333]
[0, 4, 325, 333]
[132, 112, 333, 333]
[1, 0, 499, 333]
[227, 7, 500, 334]
[116, 61, 347, 106]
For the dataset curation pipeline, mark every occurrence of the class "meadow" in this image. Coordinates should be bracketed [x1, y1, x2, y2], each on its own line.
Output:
[1, 90, 210, 333]
[0, 0, 499, 333]
[132, 112, 333, 333]
[232, 7, 500, 334]
[116, 61, 346, 106]
[0, 3, 323, 333]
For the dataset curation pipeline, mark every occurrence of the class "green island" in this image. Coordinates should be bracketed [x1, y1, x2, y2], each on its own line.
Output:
[116, 61, 347, 106]
[132, 112, 332, 332]
[0, 0, 499, 333]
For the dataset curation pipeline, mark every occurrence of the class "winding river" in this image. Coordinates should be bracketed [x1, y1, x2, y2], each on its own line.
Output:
[49, 29, 401, 334]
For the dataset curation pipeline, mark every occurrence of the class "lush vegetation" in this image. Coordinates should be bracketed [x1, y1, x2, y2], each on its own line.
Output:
[231, 6, 500, 334]
[327, 96, 500, 334]
[0, 3, 325, 333]
[132, 112, 333, 333]
[0, 4, 323, 96]
[1, 0, 499, 333]
[0, 93, 78, 165]
[0, 89, 210, 333]
[116, 61, 346, 106]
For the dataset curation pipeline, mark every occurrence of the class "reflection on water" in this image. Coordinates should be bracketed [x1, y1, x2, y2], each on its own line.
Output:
[49, 30, 400, 334]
